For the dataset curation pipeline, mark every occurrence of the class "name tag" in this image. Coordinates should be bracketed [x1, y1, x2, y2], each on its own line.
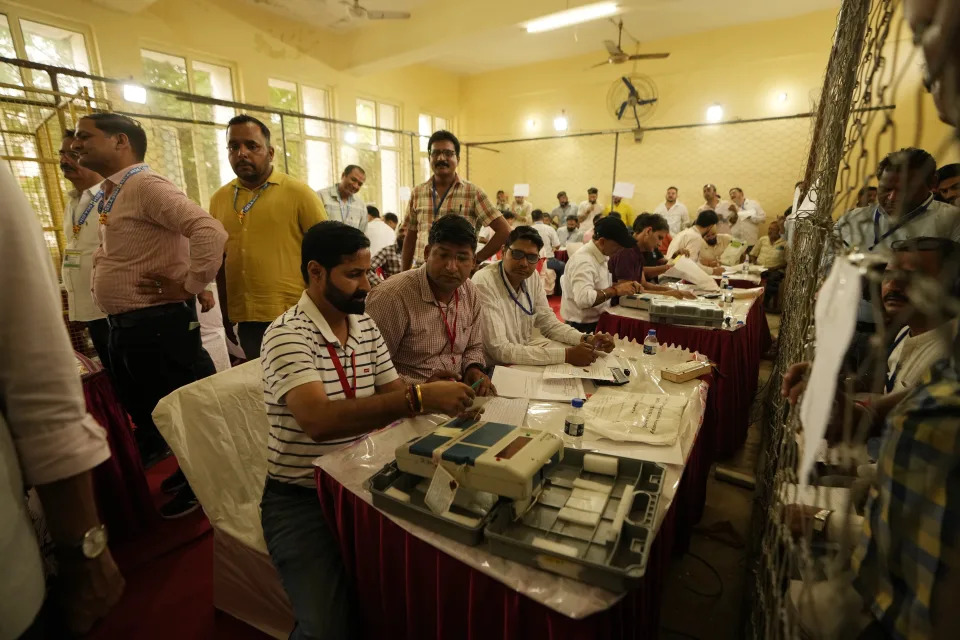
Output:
[63, 249, 82, 269]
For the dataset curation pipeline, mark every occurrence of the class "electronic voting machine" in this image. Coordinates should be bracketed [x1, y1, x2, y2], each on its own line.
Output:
[395, 416, 563, 500]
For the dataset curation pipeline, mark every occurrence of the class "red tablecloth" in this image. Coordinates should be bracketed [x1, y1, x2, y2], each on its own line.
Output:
[597, 299, 771, 460]
[83, 370, 157, 541]
[554, 250, 568, 262]
[315, 422, 709, 640]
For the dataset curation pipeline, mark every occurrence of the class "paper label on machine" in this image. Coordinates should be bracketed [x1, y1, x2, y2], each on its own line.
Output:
[424, 465, 458, 515]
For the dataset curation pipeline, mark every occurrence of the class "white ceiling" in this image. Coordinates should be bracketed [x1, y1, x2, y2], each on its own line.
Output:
[233, 0, 842, 74]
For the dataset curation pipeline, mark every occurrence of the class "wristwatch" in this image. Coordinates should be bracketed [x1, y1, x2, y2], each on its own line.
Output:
[57, 524, 109, 562]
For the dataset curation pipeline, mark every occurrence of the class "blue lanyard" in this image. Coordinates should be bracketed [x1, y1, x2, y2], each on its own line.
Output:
[432, 178, 454, 217]
[871, 198, 932, 249]
[233, 182, 271, 223]
[72, 190, 103, 238]
[498, 262, 534, 316]
[884, 328, 910, 393]
[97, 165, 150, 220]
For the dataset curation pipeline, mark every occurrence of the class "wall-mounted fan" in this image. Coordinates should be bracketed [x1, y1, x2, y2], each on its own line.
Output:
[606, 74, 658, 129]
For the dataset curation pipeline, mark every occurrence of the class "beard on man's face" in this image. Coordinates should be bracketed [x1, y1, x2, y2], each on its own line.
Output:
[705, 236, 718, 246]
[325, 279, 367, 314]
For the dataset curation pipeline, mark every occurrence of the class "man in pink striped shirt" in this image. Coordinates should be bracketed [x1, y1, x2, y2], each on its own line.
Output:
[73, 113, 227, 518]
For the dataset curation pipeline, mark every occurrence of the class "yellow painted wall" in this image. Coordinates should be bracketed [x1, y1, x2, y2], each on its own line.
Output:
[0, 0, 460, 134]
[459, 9, 957, 222]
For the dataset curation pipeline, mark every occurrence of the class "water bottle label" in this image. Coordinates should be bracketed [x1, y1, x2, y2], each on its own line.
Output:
[643, 344, 656, 355]
[564, 419, 584, 437]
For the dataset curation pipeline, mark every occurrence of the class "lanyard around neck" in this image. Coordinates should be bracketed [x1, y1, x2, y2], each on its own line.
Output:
[233, 182, 271, 224]
[498, 262, 534, 316]
[436, 289, 460, 356]
[72, 190, 103, 238]
[325, 343, 357, 399]
[872, 198, 932, 248]
[97, 165, 150, 224]
[432, 178, 455, 217]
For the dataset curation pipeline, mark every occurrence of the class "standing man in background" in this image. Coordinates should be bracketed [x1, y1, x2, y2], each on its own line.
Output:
[510, 193, 534, 225]
[578, 187, 604, 235]
[728, 187, 766, 251]
[401, 130, 510, 270]
[210, 114, 328, 360]
[604, 195, 636, 227]
[699, 183, 734, 234]
[59, 130, 108, 368]
[319, 165, 367, 231]
[654, 186, 690, 235]
[496, 189, 509, 211]
[550, 191, 577, 227]
[73, 113, 227, 518]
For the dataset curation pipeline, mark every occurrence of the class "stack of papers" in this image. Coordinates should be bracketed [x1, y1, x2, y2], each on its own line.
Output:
[491, 367, 585, 402]
[581, 388, 687, 445]
[477, 397, 529, 427]
[542, 355, 624, 382]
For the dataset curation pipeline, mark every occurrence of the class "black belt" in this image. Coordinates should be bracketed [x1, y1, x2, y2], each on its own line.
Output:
[107, 301, 191, 329]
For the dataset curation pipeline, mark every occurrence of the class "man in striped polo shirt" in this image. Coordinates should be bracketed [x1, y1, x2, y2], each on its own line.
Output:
[259, 221, 475, 639]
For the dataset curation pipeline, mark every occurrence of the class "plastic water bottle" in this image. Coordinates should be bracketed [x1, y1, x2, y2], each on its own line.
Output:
[563, 398, 585, 446]
[643, 329, 659, 356]
[720, 273, 730, 290]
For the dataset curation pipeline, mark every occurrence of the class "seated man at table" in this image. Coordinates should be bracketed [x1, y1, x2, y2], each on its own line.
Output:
[665, 209, 725, 275]
[558, 214, 584, 245]
[366, 215, 495, 393]
[609, 213, 696, 300]
[560, 216, 643, 333]
[473, 225, 616, 366]
[750, 221, 787, 312]
[698, 231, 734, 268]
[259, 221, 476, 640]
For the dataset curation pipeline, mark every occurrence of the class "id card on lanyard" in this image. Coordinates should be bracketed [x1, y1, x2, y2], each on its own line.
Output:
[325, 343, 357, 399]
[233, 182, 271, 224]
[436, 291, 460, 371]
[431, 179, 457, 217]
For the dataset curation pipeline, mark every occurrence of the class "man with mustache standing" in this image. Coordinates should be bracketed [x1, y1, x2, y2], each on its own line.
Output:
[210, 115, 328, 360]
[259, 221, 476, 639]
[401, 130, 509, 271]
[72, 113, 227, 517]
[59, 130, 108, 368]
[369, 215, 495, 394]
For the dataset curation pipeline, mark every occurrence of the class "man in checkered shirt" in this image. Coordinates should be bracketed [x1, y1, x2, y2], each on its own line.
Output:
[400, 129, 511, 271]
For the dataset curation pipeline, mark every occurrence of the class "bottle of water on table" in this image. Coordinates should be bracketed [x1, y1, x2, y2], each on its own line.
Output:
[643, 329, 659, 355]
[563, 398, 585, 447]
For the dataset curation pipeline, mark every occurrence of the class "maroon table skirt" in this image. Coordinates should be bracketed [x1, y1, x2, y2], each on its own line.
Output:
[315, 423, 709, 640]
[554, 249, 569, 262]
[597, 298, 771, 460]
[83, 370, 156, 541]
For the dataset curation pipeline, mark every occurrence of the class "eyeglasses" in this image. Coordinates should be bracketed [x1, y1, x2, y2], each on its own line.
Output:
[429, 149, 456, 159]
[508, 248, 540, 264]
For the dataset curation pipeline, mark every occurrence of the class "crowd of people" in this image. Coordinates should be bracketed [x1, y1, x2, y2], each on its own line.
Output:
[3, 1, 958, 637]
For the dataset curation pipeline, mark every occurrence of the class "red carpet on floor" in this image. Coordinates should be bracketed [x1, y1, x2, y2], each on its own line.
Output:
[86, 457, 271, 640]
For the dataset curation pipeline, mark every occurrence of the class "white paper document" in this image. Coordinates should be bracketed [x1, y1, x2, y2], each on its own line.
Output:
[663, 257, 720, 291]
[798, 257, 861, 488]
[478, 397, 529, 427]
[492, 367, 584, 402]
[542, 356, 618, 381]
[581, 388, 688, 445]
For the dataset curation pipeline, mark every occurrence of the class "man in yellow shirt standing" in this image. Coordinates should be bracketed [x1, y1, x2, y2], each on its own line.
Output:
[210, 114, 328, 359]
[604, 195, 636, 228]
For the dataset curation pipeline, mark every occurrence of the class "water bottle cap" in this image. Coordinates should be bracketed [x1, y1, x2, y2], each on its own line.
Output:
[571, 398, 584, 408]
[647, 329, 656, 336]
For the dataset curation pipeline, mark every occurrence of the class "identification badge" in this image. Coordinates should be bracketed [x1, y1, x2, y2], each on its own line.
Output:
[424, 465, 458, 516]
[63, 249, 82, 269]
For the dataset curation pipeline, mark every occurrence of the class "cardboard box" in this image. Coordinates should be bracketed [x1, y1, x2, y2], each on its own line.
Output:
[661, 360, 713, 383]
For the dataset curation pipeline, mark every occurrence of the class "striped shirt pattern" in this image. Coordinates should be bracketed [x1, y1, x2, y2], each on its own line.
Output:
[406, 174, 501, 265]
[92, 163, 227, 315]
[365, 266, 485, 383]
[852, 357, 960, 639]
[261, 291, 399, 487]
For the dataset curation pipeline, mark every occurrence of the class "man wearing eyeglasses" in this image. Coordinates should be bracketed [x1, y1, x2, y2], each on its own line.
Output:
[473, 226, 615, 366]
[59, 130, 108, 368]
[401, 130, 510, 271]
[209, 114, 328, 360]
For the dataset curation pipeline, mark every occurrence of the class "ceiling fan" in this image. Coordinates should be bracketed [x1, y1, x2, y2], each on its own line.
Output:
[340, 0, 411, 21]
[591, 20, 669, 68]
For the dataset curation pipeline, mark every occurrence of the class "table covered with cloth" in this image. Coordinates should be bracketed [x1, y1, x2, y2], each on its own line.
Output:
[314, 344, 713, 640]
[597, 290, 771, 460]
[79, 363, 156, 542]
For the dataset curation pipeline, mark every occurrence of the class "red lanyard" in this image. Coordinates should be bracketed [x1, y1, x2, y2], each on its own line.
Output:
[325, 344, 356, 399]
[435, 291, 460, 367]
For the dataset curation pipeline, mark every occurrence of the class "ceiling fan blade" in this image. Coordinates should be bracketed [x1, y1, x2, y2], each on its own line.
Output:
[603, 40, 623, 56]
[589, 60, 612, 68]
[616, 101, 629, 120]
[628, 53, 670, 60]
[632, 104, 641, 128]
[620, 76, 638, 96]
[635, 97, 659, 106]
[366, 10, 411, 19]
